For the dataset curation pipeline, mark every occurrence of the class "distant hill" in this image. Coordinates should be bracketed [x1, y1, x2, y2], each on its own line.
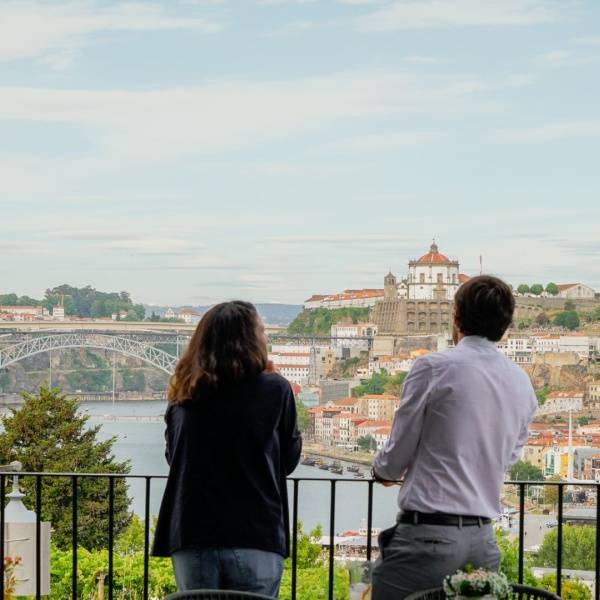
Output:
[143, 303, 302, 327]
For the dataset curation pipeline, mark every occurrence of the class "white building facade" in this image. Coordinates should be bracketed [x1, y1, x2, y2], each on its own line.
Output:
[407, 242, 460, 300]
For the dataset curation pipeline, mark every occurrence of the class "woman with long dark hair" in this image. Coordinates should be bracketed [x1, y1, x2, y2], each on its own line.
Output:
[152, 301, 302, 597]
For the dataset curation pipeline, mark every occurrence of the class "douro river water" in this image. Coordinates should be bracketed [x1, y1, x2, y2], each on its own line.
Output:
[81, 401, 400, 535]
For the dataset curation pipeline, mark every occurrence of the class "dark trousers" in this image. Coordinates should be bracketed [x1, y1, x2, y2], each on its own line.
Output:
[371, 522, 501, 600]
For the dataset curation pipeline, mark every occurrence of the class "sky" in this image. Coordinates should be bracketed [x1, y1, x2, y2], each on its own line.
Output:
[1, 0, 599, 306]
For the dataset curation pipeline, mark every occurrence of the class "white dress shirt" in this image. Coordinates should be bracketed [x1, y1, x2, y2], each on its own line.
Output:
[373, 335, 537, 518]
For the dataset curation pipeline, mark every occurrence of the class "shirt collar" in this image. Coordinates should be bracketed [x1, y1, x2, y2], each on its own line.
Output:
[457, 335, 497, 349]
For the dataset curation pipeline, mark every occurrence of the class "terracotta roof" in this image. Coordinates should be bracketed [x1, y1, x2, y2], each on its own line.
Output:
[557, 283, 578, 291]
[374, 427, 392, 435]
[458, 273, 471, 284]
[332, 398, 359, 406]
[358, 419, 391, 428]
[547, 391, 584, 399]
[361, 394, 398, 401]
[416, 242, 451, 265]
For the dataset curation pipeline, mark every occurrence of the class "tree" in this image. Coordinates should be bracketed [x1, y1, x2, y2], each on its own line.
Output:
[0, 386, 131, 549]
[352, 372, 388, 397]
[384, 371, 407, 396]
[508, 460, 544, 481]
[578, 416, 590, 427]
[535, 312, 550, 327]
[535, 525, 596, 571]
[279, 523, 349, 600]
[546, 282, 559, 296]
[295, 399, 310, 433]
[357, 435, 377, 452]
[543, 474, 563, 510]
[517, 284, 531, 295]
[554, 311, 580, 330]
[537, 574, 591, 600]
[530, 283, 544, 296]
[536, 386, 550, 405]
[496, 531, 537, 585]
[288, 308, 370, 336]
[564, 300, 576, 311]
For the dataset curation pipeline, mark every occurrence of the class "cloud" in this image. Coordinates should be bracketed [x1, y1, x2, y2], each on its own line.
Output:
[354, 0, 562, 31]
[321, 131, 446, 153]
[404, 55, 446, 64]
[535, 49, 600, 67]
[265, 233, 418, 245]
[538, 49, 572, 63]
[574, 36, 600, 46]
[0, 1, 221, 65]
[491, 120, 600, 143]
[0, 69, 529, 161]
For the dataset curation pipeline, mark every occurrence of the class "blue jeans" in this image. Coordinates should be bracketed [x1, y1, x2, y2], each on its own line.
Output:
[171, 547, 284, 597]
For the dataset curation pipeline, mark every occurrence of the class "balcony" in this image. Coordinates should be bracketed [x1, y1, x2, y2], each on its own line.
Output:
[0, 474, 598, 599]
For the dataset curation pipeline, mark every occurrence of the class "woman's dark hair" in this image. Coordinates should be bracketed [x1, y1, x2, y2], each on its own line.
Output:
[454, 275, 515, 342]
[168, 301, 268, 405]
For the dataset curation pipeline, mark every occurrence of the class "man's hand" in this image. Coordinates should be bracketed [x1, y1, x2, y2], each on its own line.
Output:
[371, 467, 400, 486]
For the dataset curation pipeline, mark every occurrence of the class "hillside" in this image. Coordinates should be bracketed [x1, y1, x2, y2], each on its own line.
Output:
[287, 307, 371, 335]
[144, 303, 302, 326]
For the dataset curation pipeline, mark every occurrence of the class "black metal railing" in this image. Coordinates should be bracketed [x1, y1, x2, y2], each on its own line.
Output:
[0, 474, 597, 599]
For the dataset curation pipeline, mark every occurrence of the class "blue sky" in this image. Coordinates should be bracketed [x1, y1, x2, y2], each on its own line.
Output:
[1, 0, 599, 306]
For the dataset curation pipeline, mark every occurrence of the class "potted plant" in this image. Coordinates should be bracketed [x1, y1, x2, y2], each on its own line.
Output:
[443, 566, 511, 599]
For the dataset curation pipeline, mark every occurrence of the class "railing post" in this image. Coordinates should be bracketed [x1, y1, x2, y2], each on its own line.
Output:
[291, 480, 299, 600]
[143, 477, 151, 600]
[108, 477, 115, 600]
[518, 483, 525, 584]
[557, 484, 564, 597]
[0, 474, 5, 600]
[366, 480, 374, 562]
[594, 484, 600, 600]
[72, 476, 78, 600]
[35, 475, 42, 600]
[328, 480, 336, 600]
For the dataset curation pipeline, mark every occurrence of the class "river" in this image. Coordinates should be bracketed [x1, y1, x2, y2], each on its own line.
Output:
[80, 401, 400, 534]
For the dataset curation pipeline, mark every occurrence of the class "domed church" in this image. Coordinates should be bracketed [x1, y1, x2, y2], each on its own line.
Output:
[373, 241, 463, 336]
[408, 241, 460, 301]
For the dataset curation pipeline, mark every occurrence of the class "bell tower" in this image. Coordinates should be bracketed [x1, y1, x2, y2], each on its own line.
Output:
[384, 271, 397, 300]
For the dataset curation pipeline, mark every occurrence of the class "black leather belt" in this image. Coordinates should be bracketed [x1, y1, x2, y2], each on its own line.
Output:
[399, 511, 491, 527]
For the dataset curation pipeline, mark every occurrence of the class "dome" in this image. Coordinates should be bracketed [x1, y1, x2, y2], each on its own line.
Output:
[416, 242, 451, 265]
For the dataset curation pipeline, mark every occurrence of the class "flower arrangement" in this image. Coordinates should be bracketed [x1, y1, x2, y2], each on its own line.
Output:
[3, 555, 22, 600]
[443, 566, 511, 599]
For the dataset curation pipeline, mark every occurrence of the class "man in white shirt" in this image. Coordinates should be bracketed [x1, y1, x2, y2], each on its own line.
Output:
[371, 275, 537, 599]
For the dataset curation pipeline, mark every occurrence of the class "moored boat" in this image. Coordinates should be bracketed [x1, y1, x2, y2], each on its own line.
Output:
[346, 464, 360, 473]
[301, 456, 317, 466]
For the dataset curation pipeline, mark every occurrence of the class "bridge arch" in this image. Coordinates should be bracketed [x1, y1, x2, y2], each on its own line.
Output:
[0, 333, 177, 375]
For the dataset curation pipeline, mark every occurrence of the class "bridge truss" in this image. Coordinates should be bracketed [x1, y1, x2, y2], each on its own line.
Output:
[0, 333, 178, 374]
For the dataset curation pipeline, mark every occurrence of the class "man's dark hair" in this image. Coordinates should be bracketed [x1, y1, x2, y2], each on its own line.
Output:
[454, 275, 515, 342]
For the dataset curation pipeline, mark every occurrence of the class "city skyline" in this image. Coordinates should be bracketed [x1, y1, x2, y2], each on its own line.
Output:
[1, 0, 600, 305]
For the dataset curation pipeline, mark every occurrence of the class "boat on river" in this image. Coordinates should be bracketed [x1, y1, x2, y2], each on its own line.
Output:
[346, 464, 360, 473]
[301, 456, 317, 466]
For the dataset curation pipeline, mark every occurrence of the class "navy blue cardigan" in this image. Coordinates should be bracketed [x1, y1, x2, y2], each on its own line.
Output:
[152, 372, 302, 557]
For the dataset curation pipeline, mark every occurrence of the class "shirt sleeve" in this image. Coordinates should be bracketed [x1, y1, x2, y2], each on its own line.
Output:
[373, 357, 434, 481]
[280, 384, 303, 475]
[507, 390, 537, 467]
